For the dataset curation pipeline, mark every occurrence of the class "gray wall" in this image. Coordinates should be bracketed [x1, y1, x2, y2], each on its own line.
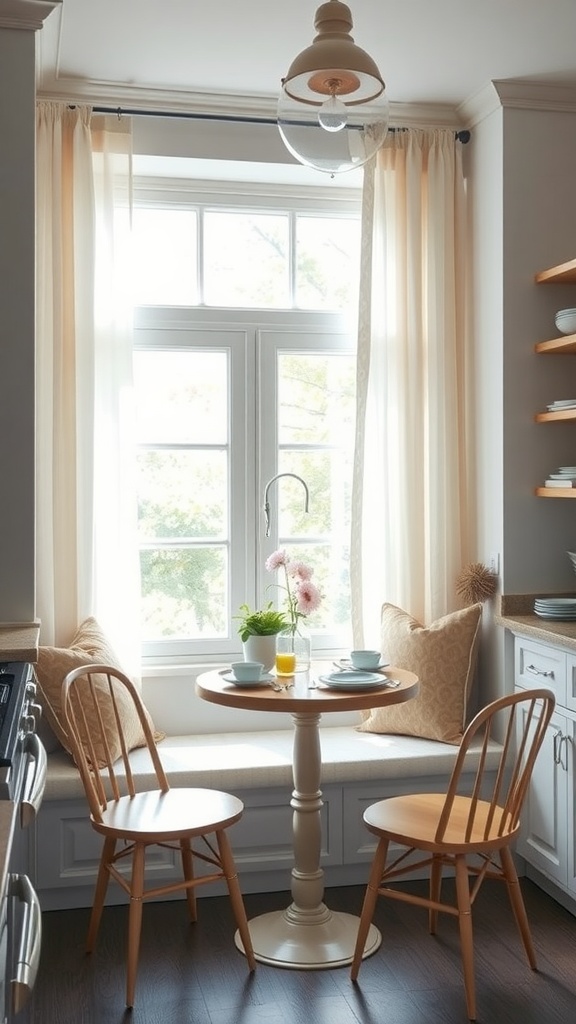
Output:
[0, 23, 37, 623]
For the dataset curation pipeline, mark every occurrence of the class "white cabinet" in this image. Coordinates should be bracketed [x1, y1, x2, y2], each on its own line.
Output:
[514, 635, 576, 901]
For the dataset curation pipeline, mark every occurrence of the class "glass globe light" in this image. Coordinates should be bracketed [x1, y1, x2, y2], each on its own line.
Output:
[278, 1, 389, 175]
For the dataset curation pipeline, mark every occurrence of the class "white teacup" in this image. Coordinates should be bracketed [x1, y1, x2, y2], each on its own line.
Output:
[350, 649, 381, 670]
[231, 661, 264, 682]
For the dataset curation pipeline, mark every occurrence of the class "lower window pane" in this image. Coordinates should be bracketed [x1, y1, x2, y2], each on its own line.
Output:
[140, 547, 228, 639]
[137, 450, 227, 540]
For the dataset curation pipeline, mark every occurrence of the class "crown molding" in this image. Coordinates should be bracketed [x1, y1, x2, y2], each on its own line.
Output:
[0, 0, 60, 31]
[36, 76, 463, 131]
[458, 77, 576, 128]
[492, 78, 576, 112]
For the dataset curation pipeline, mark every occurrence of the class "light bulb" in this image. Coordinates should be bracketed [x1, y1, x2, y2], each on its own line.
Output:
[318, 94, 348, 133]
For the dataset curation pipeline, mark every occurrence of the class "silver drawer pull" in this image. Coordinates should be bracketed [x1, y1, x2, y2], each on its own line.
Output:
[526, 663, 554, 679]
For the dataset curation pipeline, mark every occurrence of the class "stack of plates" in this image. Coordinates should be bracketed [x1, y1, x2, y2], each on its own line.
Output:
[555, 308, 576, 335]
[534, 597, 576, 620]
[318, 670, 389, 690]
[549, 466, 576, 475]
[546, 401, 576, 413]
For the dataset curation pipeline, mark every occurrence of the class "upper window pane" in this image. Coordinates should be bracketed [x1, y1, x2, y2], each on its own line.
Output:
[132, 208, 198, 305]
[134, 349, 228, 445]
[203, 211, 289, 307]
[296, 215, 360, 311]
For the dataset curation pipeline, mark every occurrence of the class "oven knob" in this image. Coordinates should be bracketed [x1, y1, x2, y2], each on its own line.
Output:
[29, 701, 43, 721]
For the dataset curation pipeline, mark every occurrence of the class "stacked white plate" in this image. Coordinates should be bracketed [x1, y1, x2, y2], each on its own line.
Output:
[546, 402, 576, 412]
[555, 308, 576, 335]
[534, 597, 576, 620]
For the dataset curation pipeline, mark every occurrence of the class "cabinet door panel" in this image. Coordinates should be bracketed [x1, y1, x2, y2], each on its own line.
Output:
[516, 701, 567, 886]
[566, 656, 576, 715]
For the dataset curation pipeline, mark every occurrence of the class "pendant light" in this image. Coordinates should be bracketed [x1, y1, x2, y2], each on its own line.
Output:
[278, 0, 389, 175]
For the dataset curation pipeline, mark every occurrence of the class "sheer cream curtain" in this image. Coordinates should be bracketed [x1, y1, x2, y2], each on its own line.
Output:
[35, 103, 139, 669]
[350, 128, 474, 647]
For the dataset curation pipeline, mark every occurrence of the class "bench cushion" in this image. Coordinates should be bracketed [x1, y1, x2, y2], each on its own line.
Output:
[44, 727, 503, 801]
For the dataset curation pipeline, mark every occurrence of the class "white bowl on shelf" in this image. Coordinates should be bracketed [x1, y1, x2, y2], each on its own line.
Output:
[555, 309, 576, 334]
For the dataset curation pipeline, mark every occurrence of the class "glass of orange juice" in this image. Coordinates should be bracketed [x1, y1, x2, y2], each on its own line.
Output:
[275, 651, 296, 676]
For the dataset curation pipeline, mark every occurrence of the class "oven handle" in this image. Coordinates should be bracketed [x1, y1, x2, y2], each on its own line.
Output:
[9, 873, 42, 1016]
[20, 733, 47, 829]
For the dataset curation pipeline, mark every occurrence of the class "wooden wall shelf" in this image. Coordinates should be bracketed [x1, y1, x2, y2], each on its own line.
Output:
[535, 259, 576, 284]
[535, 409, 576, 423]
[535, 488, 576, 498]
[535, 335, 576, 354]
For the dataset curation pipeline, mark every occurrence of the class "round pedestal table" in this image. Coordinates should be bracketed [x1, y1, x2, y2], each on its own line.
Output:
[196, 663, 419, 970]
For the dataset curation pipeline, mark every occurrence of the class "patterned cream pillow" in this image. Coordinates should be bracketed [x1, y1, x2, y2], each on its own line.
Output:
[358, 602, 482, 744]
[35, 617, 164, 767]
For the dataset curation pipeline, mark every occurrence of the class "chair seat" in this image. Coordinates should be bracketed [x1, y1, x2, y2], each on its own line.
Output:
[92, 787, 244, 842]
[364, 793, 516, 853]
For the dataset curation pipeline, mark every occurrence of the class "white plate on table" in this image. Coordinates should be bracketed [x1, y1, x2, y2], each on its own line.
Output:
[220, 671, 275, 687]
[318, 671, 391, 691]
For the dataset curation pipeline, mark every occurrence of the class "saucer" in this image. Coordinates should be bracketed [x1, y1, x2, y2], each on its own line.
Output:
[220, 671, 275, 687]
[335, 659, 389, 673]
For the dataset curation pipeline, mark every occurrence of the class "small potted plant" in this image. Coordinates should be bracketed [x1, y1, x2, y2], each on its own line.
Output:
[235, 602, 289, 670]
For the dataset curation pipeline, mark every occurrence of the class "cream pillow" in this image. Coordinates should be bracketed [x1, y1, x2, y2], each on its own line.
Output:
[358, 602, 482, 744]
[35, 617, 164, 767]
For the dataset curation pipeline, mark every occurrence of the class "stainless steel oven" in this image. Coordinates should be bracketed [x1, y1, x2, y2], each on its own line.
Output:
[0, 662, 46, 1023]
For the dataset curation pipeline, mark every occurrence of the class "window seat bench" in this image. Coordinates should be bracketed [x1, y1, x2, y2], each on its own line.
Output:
[34, 727, 503, 912]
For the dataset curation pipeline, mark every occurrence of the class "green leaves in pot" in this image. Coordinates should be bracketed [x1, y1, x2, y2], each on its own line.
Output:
[235, 602, 289, 643]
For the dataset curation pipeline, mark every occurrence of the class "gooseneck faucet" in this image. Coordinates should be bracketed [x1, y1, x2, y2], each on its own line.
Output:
[263, 473, 310, 537]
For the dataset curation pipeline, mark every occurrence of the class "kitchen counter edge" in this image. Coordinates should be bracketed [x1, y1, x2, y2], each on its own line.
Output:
[496, 593, 576, 652]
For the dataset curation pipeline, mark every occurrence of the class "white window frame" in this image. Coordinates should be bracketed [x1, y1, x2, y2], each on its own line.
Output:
[133, 178, 360, 666]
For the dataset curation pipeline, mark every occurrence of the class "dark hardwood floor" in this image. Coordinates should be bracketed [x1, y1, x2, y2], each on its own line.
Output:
[22, 879, 576, 1024]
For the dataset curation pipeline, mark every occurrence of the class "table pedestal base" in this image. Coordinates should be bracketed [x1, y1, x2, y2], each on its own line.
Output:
[235, 902, 381, 969]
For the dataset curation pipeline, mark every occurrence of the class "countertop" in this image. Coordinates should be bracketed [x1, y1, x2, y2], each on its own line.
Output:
[0, 621, 40, 662]
[496, 594, 576, 653]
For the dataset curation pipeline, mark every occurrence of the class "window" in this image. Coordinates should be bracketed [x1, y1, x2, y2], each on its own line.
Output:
[133, 182, 360, 663]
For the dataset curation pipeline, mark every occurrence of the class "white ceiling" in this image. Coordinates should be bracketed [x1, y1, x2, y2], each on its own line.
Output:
[37, 0, 576, 115]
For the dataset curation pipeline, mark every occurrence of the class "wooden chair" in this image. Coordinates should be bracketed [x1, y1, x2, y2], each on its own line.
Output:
[61, 664, 256, 1007]
[351, 688, 556, 1021]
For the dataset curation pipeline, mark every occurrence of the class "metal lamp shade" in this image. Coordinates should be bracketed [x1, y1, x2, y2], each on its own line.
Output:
[278, 1, 389, 174]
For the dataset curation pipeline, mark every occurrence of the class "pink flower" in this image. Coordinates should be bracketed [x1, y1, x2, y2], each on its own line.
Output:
[265, 549, 288, 572]
[265, 549, 322, 629]
[288, 561, 313, 583]
[295, 580, 322, 616]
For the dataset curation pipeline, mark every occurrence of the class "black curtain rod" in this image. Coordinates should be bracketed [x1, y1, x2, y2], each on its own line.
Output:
[91, 105, 471, 143]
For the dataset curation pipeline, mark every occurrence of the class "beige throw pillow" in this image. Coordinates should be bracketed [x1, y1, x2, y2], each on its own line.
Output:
[358, 602, 482, 744]
[35, 617, 164, 766]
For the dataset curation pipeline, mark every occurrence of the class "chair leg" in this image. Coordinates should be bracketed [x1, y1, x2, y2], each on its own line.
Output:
[429, 854, 443, 935]
[87, 836, 116, 953]
[216, 829, 256, 972]
[180, 837, 197, 923]
[500, 845, 537, 969]
[126, 843, 146, 1008]
[351, 837, 390, 981]
[454, 855, 476, 1021]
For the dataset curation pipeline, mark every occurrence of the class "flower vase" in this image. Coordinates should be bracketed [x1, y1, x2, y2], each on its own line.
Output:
[276, 622, 311, 673]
